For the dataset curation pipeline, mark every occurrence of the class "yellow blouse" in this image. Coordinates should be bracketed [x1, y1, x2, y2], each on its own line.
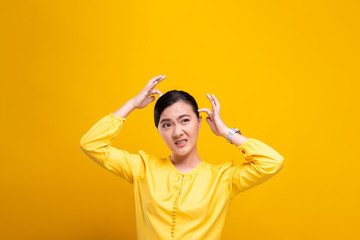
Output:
[79, 112, 284, 240]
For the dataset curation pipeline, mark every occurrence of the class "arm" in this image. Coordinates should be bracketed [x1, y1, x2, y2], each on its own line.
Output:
[198, 93, 284, 197]
[198, 93, 250, 147]
[218, 125, 249, 147]
[79, 111, 144, 183]
[79, 75, 166, 183]
[113, 98, 137, 118]
[229, 138, 284, 197]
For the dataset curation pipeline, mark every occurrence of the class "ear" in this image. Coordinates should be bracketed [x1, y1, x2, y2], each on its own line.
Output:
[198, 116, 202, 130]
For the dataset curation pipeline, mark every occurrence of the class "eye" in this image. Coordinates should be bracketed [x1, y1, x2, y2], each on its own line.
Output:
[163, 123, 171, 128]
[182, 119, 190, 123]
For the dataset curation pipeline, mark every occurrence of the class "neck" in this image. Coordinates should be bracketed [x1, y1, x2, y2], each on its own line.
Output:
[170, 145, 201, 167]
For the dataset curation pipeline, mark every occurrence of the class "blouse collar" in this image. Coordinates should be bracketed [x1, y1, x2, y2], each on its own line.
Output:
[166, 155, 205, 176]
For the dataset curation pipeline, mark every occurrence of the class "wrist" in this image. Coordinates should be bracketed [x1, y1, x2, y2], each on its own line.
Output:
[128, 98, 138, 110]
[113, 99, 137, 118]
[224, 127, 242, 144]
[221, 126, 231, 138]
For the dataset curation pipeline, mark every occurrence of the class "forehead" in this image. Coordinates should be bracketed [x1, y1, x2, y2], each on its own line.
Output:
[160, 101, 194, 118]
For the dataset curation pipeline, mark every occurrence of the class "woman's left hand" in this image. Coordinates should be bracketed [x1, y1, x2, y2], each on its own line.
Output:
[198, 93, 230, 137]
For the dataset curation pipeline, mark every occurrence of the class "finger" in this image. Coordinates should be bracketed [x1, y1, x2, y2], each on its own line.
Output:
[159, 75, 166, 81]
[206, 117, 213, 125]
[207, 93, 216, 107]
[149, 75, 163, 83]
[206, 93, 212, 102]
[212, 94, 220, 111]
[153, 75, 166, 84]
[198, 108, 213, 116]
[151, 89, 162, 97]
[146, 75, 164, 87]
[149, 75, 166, 90]
[208, 94, 215, 108]
[210, 98, 218, 115]
[147, 95, 155, 103]
[206, 94, 213, 109]
[154, 74, 166, 83]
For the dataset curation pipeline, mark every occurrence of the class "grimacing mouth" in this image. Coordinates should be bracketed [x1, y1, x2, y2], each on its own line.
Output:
[175, 139, 188, 145]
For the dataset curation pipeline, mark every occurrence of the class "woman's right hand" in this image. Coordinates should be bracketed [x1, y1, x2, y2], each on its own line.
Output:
[132, 75, 166, 109]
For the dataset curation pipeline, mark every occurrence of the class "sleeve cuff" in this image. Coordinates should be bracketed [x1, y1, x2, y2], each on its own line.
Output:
[109, 112, 127, 121]
[237, 137, 254, 154]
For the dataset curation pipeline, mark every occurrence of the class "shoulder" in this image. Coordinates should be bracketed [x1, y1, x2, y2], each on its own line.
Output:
[201, 160, 234, 173]
[137, 150, 168, 166]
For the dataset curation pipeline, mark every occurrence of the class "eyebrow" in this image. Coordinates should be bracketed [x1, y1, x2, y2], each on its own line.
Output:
[159, 114, 191, 125]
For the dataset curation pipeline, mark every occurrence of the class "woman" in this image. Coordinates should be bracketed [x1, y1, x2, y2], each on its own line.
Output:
[79, 75, 284, 240]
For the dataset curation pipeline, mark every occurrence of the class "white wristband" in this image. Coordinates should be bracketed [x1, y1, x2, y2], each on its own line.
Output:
[226, 128, 241, 144]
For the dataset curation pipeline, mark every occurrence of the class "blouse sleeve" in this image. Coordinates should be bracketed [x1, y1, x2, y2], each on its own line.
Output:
[229, 138, 284, 198]
[79, 112, 146, 184]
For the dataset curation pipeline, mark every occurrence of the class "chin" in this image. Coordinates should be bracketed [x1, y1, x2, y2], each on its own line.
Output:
[172, 146, 193, 157]
[174, 151, 190, 157]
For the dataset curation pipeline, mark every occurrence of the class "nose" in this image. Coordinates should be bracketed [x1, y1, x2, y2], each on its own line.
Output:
[172, 124, 184, 138]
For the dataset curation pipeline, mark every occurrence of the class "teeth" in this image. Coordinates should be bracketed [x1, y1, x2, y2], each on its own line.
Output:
[176, 140, 187, 145]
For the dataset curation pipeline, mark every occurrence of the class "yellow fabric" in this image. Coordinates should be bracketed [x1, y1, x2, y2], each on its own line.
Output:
[79, 112, 285, 240]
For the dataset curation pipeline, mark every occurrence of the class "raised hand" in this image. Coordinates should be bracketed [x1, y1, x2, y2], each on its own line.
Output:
[133, 75, 166, 109]
[198, 93, 230, 137]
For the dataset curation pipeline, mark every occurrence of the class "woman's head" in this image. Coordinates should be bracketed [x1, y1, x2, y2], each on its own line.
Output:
[154, 90, 202, 157]
[154, 90, 199, 128]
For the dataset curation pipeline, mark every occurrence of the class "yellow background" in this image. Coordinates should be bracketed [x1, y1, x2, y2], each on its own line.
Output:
[1, 0, 359, 239]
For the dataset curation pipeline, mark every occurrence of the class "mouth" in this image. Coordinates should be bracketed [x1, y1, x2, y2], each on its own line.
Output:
[175, 139, 187, 147]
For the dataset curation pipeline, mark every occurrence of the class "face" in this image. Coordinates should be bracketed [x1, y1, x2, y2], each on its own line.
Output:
[157, 101, 202, 157]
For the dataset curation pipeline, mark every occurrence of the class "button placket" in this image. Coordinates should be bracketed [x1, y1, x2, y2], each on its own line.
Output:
[170, 174, 185, 238]
[171, 197, 178, 238]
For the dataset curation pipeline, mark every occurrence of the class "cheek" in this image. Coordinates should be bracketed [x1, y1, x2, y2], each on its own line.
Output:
[189, 124, 200, 135]
[161, 132, 172, 143]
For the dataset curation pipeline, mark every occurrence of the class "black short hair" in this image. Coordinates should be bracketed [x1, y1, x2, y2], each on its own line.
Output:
[154, 90, 199, 128]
